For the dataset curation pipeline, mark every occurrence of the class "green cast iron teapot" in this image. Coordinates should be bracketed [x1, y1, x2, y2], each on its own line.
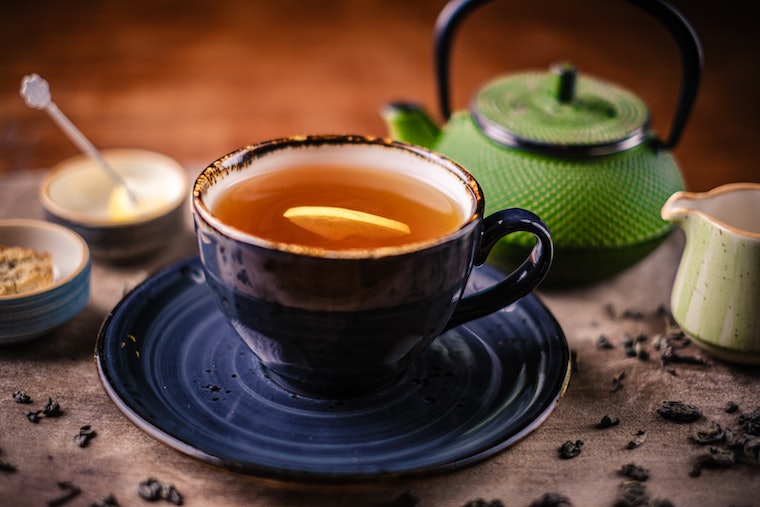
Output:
[383, 0, 702, 286]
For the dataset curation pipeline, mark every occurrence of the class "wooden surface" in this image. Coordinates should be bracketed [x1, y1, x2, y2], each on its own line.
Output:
[1, 0, 759, 190]
[1, 170, 759, 506]
[1, 2, 760, 507]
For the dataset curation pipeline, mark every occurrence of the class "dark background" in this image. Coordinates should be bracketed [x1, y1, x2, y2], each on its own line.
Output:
[1, 0, 758, 191]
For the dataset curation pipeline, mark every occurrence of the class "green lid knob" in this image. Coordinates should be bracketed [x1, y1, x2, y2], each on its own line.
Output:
[552, 62, 577, 104]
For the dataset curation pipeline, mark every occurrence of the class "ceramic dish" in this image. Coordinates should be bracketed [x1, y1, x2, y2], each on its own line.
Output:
[40, 149, 188, 261]
[0, 219, 90, 344]
[97, 257, 571, 486]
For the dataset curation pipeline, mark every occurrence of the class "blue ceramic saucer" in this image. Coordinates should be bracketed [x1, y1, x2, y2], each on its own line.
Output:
[96, 257, 570, 486]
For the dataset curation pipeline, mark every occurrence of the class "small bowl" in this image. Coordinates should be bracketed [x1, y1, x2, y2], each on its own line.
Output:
[40, 149, 189, 261]
[0, 219, 91, 344]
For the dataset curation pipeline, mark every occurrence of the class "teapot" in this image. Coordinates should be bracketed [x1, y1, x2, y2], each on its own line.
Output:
[382, 0, 702, 286]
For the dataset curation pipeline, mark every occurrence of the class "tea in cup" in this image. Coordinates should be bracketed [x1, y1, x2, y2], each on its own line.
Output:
[192, 135, 553, 396]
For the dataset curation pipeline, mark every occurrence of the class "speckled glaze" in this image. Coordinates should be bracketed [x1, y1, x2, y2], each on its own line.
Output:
[192, 135, 553, 396]
[662, 183, 760, 364]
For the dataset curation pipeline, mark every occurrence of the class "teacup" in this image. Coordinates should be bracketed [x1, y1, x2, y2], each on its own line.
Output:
[192, 135, 553, 396]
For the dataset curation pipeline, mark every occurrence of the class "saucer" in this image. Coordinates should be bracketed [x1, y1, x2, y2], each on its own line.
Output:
[96, 257, 570, 485]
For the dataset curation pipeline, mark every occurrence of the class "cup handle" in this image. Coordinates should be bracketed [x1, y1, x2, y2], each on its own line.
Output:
[445, 208, 553, 330]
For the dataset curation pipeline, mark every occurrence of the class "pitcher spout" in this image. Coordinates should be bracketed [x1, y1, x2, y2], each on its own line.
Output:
[661, 183, 760, 237]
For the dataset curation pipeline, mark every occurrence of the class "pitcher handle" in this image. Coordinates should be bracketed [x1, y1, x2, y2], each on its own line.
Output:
[434, 0, 702, 149]
[445, 208, 553, 330]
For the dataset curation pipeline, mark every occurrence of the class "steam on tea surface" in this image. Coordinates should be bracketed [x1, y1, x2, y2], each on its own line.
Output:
[212, 164, 464, 249]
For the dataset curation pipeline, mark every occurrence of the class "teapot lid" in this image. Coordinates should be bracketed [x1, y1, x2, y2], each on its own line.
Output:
[471, 63, 650, 157]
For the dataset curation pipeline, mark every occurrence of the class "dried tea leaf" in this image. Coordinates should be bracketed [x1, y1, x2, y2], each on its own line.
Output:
[691, 422, 725, 445]
[613, 480, 649, 507]
[47, 481, 81, 507]
[558, 440, 584, 459]
[724, 427, 750, 449]
[596, 335, 614, 350]
[26, 410, 42, 423]
[605, 304, 644, 320]
[91, 494, 119, 507]
[725, 401, 740, 414]
[599, 415, 621, 428]
[137, 478, 183, 505]
[0, 459, 17, 473]
[627, 430, 648, 449]
[657, 401, 703, 423]
[744, 436, 760, 466]
[42, 398, 62, 417]
[12, 390, 31, 404]
[618, 463, 650, 481]
[461, 500, 504, 507]
[739, 408, 760, 435]
[611, 372, 626, 392]
[529, 492, 573, 507]
[74, 425, 97, 448]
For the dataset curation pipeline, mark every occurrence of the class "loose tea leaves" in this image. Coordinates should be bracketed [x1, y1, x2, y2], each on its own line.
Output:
[137, 478, 183, 505]
[744, 437, 760, 466]
[691, 422, 725, 445]
[689, 446, 736, 477]
[0, 448, 17, 473]
[558, 440, 584, 459]
[599, 415, 621, 428]
[596, 335, 614, 350]
[42, 398, 62, 417]
[90, 494, 119, 507]
[613, 480, 649, 507]
[605, 304, 645, 321]
[461, 500, 505, 507]
[627, 430, 648, 450]
[618, 463, 650, 481]
[12, 390, 31, 404]
[47, 481, 81, 507]
[611, 372, 626, 393]
[24, 397, 64, 423]
[725, 401, 740, 414]
[74, 425, 97, 448]
[657, 401, 703, 423]
[739, 407, 760, 435]
[529, 492, 573, 507]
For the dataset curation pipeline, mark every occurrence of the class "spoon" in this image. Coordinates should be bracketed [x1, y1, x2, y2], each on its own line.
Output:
[20, 73, 139, 205]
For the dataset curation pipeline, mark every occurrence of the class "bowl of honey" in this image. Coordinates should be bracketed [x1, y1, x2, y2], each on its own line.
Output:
[40, 149, 189, 262]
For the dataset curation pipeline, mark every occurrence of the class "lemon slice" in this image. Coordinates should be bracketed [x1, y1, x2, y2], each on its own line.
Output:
[283, 206, 410, 241]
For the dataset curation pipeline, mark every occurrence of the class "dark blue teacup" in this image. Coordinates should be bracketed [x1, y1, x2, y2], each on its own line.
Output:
[192, 135, 552, 397]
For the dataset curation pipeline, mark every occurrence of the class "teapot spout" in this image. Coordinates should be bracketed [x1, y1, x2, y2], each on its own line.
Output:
[381, 102, 440, 149]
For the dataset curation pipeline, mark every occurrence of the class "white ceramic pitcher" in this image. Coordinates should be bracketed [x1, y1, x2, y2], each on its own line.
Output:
[661, 183, 760, 364]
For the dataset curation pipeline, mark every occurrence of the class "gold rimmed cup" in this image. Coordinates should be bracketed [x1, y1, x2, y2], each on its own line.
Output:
[192, 135, 553, 397]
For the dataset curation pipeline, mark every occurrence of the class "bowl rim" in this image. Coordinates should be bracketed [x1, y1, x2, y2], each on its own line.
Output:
[0, 218, 90, 302]
[39, 148, 189, 227]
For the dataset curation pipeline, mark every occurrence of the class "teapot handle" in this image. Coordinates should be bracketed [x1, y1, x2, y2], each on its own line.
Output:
[434, 0, 703, 149]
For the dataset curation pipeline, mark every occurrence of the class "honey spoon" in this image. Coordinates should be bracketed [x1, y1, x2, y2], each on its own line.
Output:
[20, 73, 140, 206]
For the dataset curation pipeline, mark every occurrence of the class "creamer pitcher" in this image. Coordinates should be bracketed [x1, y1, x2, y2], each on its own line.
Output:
[661, 183, 760, 364]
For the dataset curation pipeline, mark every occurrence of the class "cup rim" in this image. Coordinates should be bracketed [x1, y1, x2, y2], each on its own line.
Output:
[192, 135, 484, 259]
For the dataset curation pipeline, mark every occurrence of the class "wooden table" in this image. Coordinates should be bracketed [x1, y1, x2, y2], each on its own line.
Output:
[1, 2, 759, 506]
